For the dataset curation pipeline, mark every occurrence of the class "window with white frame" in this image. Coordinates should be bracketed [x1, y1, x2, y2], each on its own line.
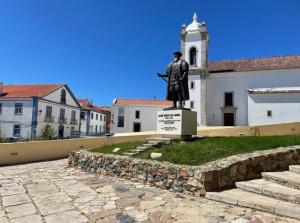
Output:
[15, 103, 23, 115]
[13, 124, 21, 137]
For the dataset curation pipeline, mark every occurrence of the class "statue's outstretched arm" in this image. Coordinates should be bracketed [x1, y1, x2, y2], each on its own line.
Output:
[157, 72, 168, 77]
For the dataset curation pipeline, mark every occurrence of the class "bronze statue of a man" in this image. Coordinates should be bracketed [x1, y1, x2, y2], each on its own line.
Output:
[158, 51, 189, 108]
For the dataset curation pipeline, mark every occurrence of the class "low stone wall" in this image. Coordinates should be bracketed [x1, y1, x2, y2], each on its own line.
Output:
[68, 146, 300, 195]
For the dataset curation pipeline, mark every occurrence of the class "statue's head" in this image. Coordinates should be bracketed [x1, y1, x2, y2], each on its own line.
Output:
[173, 51, 182, 61]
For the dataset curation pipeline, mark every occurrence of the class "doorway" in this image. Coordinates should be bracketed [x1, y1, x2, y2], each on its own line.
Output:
[224, 113, 235, 126]
[133, 122, 141, 132]
[58, 125, 64, 139]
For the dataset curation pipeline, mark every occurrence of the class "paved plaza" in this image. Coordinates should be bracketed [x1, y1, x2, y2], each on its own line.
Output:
[0, 159, 298, 223]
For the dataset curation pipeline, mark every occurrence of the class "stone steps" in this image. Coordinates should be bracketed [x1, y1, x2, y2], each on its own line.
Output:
[145, 137, 172, 143]
[262, 170, 300, 189]
[205, 188, 300, 220]
[235, 179, 300, 204]
[123, 138, 172, 157]
[206, 165, 300, 220]
[290, 165, 300, 174]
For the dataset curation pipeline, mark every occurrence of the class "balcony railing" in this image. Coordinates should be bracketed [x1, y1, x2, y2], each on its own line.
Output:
[70, 119, 78, 125]
[44, 116, 54, 123]
[58, 117, 67, 124]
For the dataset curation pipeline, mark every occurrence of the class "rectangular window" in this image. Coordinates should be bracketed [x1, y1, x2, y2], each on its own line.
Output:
[13, 124, 21, 137]
[0, 103, 2, 114]
[60, 108, 65, 120]
[80, 111, 85, 119]
[135, 110, 140, 119]
[104, 116, 106, 121]
[190, 81, 195, 89]
[91, 112, 94, 119]
[267, 110, 272, 117]
[46, 106, 52, 117]
[117, 107, 125, 127]
[95, 125, 98, 133]
[15, 103, 23, 115]
[100, 115, 102, 121]
[71, 110, 76, 119]
[190, 101, 194, 109]
[96, 114, 98, 120]
[224, 92, 233, 107]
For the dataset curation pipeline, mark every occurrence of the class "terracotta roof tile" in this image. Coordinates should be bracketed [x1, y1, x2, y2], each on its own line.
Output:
[78, 98, 108, 113]
[208, 55, 300, 73]
[113, 98, 173, 106]
[0, 84, 63, 98]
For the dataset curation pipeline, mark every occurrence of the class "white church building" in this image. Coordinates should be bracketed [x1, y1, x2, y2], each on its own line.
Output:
[181, 13, 300, 126]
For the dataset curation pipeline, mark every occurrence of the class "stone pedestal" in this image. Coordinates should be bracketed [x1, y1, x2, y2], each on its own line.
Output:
[157, 109, 197, 139]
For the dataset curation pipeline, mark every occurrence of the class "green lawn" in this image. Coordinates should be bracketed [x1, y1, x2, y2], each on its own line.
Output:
[90, 135, 300, 166]
[90, 141, 145, 155]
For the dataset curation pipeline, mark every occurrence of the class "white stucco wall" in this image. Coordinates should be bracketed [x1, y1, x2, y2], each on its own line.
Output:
[186, 75, 202, 125]
[43, 86, 78, 107]
[80, 110, 106, 136]
[206, 68, 300, 126]
[0, 99, 33, 138]
[89, 111, 106, 135]
[36, 99, 80, 138]
[248, 93, 300, 126]
[111, 104, 169, 133]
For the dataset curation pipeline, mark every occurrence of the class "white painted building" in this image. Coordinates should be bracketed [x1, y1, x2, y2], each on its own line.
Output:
[78, 99, 107, 136]
[111, 99, 172, 133]
[0, 84, 81, 139]
[179, 13, 300, 126]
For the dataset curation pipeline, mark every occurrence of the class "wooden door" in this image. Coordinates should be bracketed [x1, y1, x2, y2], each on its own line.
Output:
[224, 113, 234, 126]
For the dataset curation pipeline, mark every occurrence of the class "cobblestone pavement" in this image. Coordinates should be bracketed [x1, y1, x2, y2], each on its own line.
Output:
[0, 159, 298, 223]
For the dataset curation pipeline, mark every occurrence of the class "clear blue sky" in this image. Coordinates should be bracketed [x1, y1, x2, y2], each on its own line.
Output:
[0, 0, 299, 105]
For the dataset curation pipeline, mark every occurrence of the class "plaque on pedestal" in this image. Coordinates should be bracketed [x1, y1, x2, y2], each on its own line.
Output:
[157, 109, 197, 139]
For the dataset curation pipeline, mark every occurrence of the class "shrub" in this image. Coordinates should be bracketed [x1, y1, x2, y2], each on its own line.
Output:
[39, 124, 56, 140]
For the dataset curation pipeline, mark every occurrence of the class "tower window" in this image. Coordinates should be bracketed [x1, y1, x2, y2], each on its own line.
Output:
[189, 47, 197, 66]
[190, 81, 195, 89]
[60, 89, 66, 104]
[190, 101, 194, 109]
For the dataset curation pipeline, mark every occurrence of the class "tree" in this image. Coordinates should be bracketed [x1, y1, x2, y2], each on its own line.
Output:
[39, 124, 56, 140]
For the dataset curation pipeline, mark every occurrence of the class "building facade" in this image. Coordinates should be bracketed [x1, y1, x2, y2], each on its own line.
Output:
[0, 84, 81, 139]
[180, 13, 300, 126]
[111, 99, 172, 134]
[78, 99, 107, 136]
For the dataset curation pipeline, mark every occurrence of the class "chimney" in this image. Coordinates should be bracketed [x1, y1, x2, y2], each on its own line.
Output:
[0, 82, 3, 95]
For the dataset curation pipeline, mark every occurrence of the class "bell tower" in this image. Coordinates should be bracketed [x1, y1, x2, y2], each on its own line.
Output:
[181, 13, 209, 126]
[180, 13, 209, 68]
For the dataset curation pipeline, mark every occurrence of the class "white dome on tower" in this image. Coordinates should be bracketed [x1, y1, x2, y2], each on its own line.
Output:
[186, 13, 201, 33]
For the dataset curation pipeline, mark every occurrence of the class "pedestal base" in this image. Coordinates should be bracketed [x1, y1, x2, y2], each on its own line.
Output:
[157, 109, 197, 139]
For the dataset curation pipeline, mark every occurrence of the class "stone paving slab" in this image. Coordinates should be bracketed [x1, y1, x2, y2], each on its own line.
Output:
[0, 159, 299, 222]
[9, 214, 43, 223]
[2, 194, 31, 207]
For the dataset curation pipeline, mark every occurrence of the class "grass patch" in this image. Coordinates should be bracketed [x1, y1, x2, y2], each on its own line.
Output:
[90, 141, 145, 155]
[136, 135, 300, 165]
[90, 135, 300, 166]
